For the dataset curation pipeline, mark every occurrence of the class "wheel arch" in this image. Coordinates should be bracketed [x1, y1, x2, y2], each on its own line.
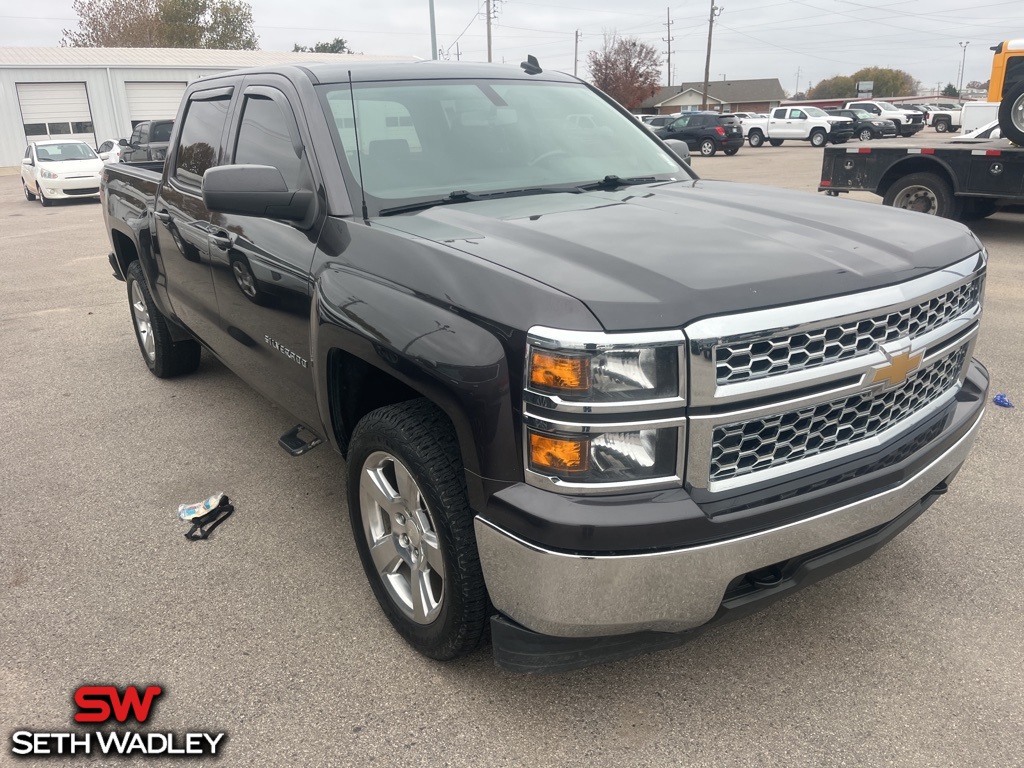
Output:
[876, 157, 959, 198]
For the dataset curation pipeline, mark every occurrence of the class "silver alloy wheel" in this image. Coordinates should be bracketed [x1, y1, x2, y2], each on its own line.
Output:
[130, 280, 156, 361]
[359, 450, 445, 625]
[891, 184, 938, 215]
[1012, 92, 1024, 132]
[232, 260, 258, 298]
[700, 139, 715, 156]
[859, 128, 873, 142]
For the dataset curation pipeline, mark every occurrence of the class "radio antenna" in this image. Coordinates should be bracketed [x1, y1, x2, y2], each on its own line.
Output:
[347, 70, 369, 223]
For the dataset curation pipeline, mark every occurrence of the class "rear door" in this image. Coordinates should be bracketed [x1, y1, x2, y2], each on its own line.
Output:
[207, 76, 323, 428]
[153, 85, 236, 345]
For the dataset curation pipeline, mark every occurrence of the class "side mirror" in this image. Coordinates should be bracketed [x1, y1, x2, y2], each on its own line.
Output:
[203, 164, 313, 221]
[662, 139, 692, 167]
[99, 152, 110, 160]
[118, 138, 128, 147]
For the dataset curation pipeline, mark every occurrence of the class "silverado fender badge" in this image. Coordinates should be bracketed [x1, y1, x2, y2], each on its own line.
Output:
[265, 335, 309, 368]
[870, 343, 923, 389]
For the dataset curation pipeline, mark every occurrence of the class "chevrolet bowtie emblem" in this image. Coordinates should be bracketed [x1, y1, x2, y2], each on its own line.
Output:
[870, 348, 923, 388]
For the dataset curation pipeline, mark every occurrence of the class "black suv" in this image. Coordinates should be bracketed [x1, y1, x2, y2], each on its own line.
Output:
[655, 112, 744, 156]
[826, 109, 897, 141]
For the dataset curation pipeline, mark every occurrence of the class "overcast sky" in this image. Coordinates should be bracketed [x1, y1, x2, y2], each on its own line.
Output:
[3, 0, 1022, 95]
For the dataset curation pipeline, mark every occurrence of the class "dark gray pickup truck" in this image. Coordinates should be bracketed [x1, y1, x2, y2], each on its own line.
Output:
[102, 60, 989, 672]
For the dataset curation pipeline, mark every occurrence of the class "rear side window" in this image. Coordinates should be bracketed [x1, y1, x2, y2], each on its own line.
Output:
[174, 95, 231, 187]
[234, 94, 310, 191]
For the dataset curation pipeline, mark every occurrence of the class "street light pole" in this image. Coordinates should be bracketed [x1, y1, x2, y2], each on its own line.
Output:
[957, 41, 970, 99]
[429, 0, 437, 60]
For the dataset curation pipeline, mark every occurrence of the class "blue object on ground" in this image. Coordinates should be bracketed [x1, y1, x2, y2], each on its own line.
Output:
[993, 394, 1014, 408]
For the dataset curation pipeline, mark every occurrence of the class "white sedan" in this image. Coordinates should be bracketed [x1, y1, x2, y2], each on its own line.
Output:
[20, 139, 104, 206]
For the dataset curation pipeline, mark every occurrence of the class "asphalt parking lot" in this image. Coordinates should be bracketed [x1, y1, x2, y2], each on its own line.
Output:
[2, 142, 1023, 767]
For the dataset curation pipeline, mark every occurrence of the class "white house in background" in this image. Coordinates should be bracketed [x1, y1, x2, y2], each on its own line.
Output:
[0, 47, 412, 168]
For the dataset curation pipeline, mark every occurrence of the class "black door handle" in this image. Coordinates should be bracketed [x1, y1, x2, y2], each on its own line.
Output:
[211, 231, 235, 250]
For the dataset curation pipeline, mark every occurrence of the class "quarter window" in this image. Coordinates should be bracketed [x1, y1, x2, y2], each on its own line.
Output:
[174, 95, 231, 187]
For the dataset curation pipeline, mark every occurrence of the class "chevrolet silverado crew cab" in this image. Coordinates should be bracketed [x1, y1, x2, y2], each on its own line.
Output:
[102, 60, 989, 673]
[843, 101, 925, 137]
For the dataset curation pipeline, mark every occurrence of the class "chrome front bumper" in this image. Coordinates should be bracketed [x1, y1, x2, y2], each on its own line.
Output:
[476, 407, 984, 638]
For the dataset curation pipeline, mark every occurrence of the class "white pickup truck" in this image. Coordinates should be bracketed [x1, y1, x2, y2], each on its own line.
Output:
[745, 106, 854, 147]
[925, 104, 963, 133]
[842, 101, 925, 137]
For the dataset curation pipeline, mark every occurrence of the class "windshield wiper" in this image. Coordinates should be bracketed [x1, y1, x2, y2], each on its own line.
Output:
[377, 186, 579, 216]
[577, 175, 659, 191]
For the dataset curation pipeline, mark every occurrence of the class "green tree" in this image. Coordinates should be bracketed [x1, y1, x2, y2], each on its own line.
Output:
[587, 34, 662, 110]
[849, 67, 916, 97]
[808, 75, 856, 99]
[61, 0, 259, 49]
[941, 83, 959, 97]
[293, 37, 351, 54]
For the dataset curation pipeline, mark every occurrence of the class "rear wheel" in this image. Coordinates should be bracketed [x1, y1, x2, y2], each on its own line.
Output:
[126, 260, 201, 377]
[858, 128, 874, 142]
[723, 147, 739, 156]
[347, 399, 488, 660]
[961, 198, 998, 220]
[882, 172, 961, 219]
[23, 180, 36, 201]
[934, 119, 950, 133]
[810, 129, 827, 147]
[748, 130, 765, 147]
[998, 81, 1024, 145]
[769, 138, 784, 147]
[699, 139, 717, 156]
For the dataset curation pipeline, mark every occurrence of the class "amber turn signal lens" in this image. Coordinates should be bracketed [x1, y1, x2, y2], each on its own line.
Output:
[529, 433, 589, 474]
[529, 351, 590, 392]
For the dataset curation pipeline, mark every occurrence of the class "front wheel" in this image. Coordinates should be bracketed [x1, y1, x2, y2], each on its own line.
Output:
[998, 80, 1024, 145]
[347, 399, 488, 660]
[126, 260, 201, 377]
[769, 138, 784, 147]
[810, 130, 827, 147]
[748, 130, 764, 147]
[882, 172, 961, 219]
[858, 128, 874, 142]
[699, 139, 717, 156]
[38, 187, 52, 207]
[23, 180, 36, 201]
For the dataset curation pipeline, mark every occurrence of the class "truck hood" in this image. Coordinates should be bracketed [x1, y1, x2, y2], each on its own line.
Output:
[373, 180, 981, 331]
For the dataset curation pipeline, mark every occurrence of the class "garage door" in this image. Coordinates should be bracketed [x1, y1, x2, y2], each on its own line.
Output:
[125, 82, 187, 126]
[17, 82, 96, 146]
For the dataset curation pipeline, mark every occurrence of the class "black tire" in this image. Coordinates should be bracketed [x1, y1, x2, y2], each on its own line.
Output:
[810, 129, 827, 147]
[699, 139, 717, 156]
[961, 198, 998, 221]
[998, 80, 1024, 145]
[833, 137, 848, 144]
[748, 130, 764, 147]
[125, 260, 201, 378]
[723, 147, 739, 156]
[934, 119, 949, 133]
[23, 181, 36, 201]
[347, 399, 488, 660]
[858, 128, 874, 142]
[38, 187, 52, 207]
[769, 138, 784, 147]
[882, 172, 962, 219]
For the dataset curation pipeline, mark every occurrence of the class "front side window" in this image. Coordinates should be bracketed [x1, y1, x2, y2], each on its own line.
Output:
[772, 108, 786, 119]
[174, 96, 230, 187]
[234, 94, 310, 191]
[321, 79, 684, 210]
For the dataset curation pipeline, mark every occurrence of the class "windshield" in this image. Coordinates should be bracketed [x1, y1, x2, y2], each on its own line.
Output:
[320, 80, 686, 212]
[803, 107, 828, 117]
[34, 143, 97, 161]
[877, 102, 900, 112]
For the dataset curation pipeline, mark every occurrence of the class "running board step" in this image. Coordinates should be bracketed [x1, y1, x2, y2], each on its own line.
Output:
[278, 424, 323, 457]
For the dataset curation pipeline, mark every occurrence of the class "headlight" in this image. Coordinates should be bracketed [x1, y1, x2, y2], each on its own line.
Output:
[523, 327, 686, 493]
[40, 169, 58, 179]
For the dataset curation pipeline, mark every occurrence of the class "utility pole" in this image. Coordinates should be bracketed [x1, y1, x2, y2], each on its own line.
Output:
[455, 42, 461, 61]
[701, 1, 723, 110]
[429, 0, 437, 60]
[957, 41, 970, 98]
[794, 66, 801, 96]
[573, 30, 581, 77]
[662, 8, 674, 86]
[486, 0, 493, 63]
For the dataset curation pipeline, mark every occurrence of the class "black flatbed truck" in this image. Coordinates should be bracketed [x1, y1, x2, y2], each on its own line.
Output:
[818, 137, 1024, 220]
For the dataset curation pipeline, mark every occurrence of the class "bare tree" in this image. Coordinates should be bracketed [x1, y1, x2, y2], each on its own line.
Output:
[587, 33, 662, 110]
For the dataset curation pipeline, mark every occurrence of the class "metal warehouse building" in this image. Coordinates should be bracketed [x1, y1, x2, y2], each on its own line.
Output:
[0, 47, 409, 168]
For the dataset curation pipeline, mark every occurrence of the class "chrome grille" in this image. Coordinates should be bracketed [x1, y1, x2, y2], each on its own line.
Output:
[709, 343, 969, 483]
[716, 277, 982, 385]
